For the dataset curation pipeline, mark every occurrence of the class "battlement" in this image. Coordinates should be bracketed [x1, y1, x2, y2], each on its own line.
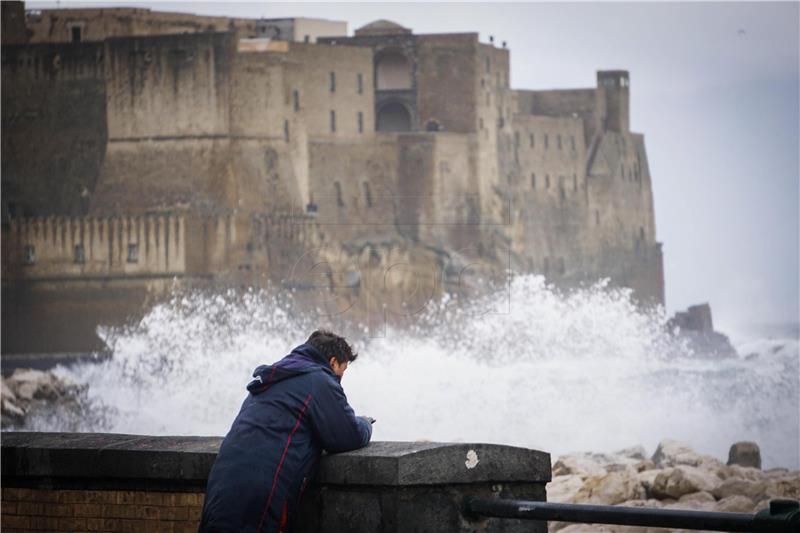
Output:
[2, 214, 187, 280]
[1, 41, 105, 82]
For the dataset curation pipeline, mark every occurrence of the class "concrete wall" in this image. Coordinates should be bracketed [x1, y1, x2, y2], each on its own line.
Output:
[1, 432, 551, 533]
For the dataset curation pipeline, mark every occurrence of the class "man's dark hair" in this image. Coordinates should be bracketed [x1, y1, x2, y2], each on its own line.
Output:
[306, 329, 358, 364]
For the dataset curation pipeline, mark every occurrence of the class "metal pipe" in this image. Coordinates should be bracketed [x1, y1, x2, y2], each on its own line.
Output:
[467, 498, 799, 533]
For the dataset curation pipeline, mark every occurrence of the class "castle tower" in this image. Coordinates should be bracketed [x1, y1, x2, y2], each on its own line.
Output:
[597, 70, 630, 133]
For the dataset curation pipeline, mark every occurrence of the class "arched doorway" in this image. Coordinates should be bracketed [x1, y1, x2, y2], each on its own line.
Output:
[375, 50, 411, 90]
[377, 102, 411, 132]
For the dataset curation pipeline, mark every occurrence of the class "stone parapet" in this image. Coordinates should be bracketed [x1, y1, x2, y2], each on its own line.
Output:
[1, 431, 551, 532]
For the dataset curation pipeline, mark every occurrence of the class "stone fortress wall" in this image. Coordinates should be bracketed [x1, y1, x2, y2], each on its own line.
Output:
[1, 2, 665, 351]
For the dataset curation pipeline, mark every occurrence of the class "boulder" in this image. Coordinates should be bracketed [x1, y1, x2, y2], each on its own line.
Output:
[650, 466, 721, 500]
[768, 472, 800, 500]
[727, 442, 761, 469]
[715, 495, 754, 513]
[651, 439, 723, 470]
[718, 464, 766, 481]
[553, 454, 608, 477]
[1, 379, 16, 402]
[712, 478, 770, 502]
[665, 491, 717, 511]
[547, 474, 585, 503]
[635, 469, 661, 496]
[571, 471, 646, 505]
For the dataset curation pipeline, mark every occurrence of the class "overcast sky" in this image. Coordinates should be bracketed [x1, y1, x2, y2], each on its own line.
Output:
[29, 1, 800, 330]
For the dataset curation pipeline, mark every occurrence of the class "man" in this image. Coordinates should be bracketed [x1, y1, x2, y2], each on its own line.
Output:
[200, 330, 373, 533]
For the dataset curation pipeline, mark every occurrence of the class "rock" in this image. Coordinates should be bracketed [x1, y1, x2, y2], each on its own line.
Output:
[571, 471, 646, 505]
[1, 398, 26, 422]
[553, 454, 608, 478]
[1, 379, 16, 402]
[636, 469, 661, 496]
[768, 472, 800, 500]
[715, 495, 754, 513]
[615, 445, 648, 461]
[635, 459, 656, 472]
[665, 491, 717, 511]
[712, 478, 770, 502]
[650, 466, 721, 499]
[619, 498, 663, 508]
[651, 439, 722, 470]
[727, 442, 761, 469]
[718, 464, 766, 481]
[754, 499, 771, 512]
[547, 474, 585, 503]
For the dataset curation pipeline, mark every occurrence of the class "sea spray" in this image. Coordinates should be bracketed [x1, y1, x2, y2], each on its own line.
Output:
[26, 274, 799, 469]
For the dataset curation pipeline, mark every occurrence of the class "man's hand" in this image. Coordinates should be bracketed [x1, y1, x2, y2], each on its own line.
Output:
[362, 416, 376, 425]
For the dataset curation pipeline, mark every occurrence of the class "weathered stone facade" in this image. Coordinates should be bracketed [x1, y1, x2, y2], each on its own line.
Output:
[1, 3, 664, 352]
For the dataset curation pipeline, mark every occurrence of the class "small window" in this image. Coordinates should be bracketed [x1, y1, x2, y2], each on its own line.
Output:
[514, 132, 520, 147]
[304, 35, 310, 43]
[640, 226, 645, 241]
[571, 135, 576, 150]
[573, 174, 578, 191]
[292, 90, 299, 111]
[363, 182, 372, 208]
[595, 210, 600, 225]
[557, 134, 562, 150]
[531, 173, 536, 189]
[74, 244, 85, 264]
[330, 110, 336, 133]
[357, 73, 364, 94]
[71, 26, 82, 43]
[544, 134, 549, 150]
[127, 244, 139, 263]
[545, 175, 550, 189]
[23, 245, 35, 265]
[485, 57, 490, 73]
[559, 185, 566, 202]
[334, 182, 344, 207]
[529, 133, 534, 148]
[357, 111, 364, 133]
[329, 72, 336, 92]
[284, 120, 290, 141]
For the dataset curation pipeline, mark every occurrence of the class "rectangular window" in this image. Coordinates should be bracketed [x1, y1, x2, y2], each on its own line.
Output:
[363, 182, 372, 208]
[329, 71, 336, 92]
[357, 73, 363, 94]
[573, 174, 578, 191]
[531, 173, 536, 189]
[23, 245, 35, 265]
[334, 182, 344, 207]
[292, 90, 299, 111]
[127, 244, 139, 263]
[74, 244, 85, 264]
[357, 111, 364, 133]
[571, 135, 576, 150]
[545, 174, 550, 189]
[557, 134, 562, 150]
[529, 133, 534, 148]
[330, 110, 336, 133]
[71, 26, 82, 43]
[514, 132, 520, 147]
[544, 134, 549, 149]
[284, 119, 290, 141]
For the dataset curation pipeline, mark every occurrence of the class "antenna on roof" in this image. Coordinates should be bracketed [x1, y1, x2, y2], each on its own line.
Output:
[489, 35, 494, 44]
[502, 41, 507, 48]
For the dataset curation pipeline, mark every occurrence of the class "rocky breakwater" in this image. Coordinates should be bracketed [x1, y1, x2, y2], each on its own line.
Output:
[1, 368, 86, 428]
[547, 440, 799, 532]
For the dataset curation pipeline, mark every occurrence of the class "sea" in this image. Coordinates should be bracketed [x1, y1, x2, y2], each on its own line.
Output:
[15, 274, 800, 470]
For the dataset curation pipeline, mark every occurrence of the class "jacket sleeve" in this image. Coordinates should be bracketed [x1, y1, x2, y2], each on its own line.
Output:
[309, 373, 372, 453]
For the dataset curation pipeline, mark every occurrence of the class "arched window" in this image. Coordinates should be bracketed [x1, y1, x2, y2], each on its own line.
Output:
[375, 51, 411, 90]
[377, 102, 411, 132]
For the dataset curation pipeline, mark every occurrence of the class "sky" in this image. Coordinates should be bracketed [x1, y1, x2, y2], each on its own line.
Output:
[28, 1, 800, 331]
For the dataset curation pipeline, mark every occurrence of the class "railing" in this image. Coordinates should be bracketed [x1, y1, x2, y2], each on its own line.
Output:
[466, 498, 800, 533]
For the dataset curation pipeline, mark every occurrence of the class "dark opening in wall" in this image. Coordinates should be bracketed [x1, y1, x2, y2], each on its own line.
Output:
[23, 245, 35, 265]
[334, 182, 344, 207]
[559, 185, 565, 202]
[376, 102, 411, 132]
[530, 133, 534, 148]
[531, 173, 536, 189]
[640, 226, 645, 241]
[127, 244, 139, 263]
[329, 72, 336, 92]
[304, 35, 310, 43]
[425, 119, 441, 132]
[292, 90, 299, 111]
[596, 210, 600, 225]
[544, 134, 549, 150]
[358, 112, 364, 133]
[573, 174, 578, 191]
[357, 73, 364, 94]
[557, 135, 562, 150]
[571, 135, 576, 150]
[74, 244, 85, 264]
[545, 175, 550, 189]
[284, 120, 290, 141]
[330, 110, 336, 133]
[363, 182, 372, 208]
[71, 26, 82, 43]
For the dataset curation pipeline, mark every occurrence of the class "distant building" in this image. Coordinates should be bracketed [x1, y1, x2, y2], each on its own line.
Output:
[1, 2, 663, 352]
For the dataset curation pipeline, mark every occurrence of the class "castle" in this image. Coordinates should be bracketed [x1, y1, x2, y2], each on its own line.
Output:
[1, 2, 664, 352]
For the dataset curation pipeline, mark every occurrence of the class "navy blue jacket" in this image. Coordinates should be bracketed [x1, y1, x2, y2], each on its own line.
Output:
[199, 343, 372, 533]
